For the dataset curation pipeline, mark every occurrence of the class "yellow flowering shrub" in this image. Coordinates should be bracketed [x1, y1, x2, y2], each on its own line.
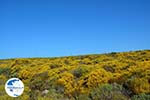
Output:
[0, 50, 150, 99]
[131, 78, 150, 94]
[57, 72, 77, 96]
[80, 68, 113, 88]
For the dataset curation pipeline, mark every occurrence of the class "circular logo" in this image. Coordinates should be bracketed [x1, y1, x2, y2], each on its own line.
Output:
[5, 78, 24, 97]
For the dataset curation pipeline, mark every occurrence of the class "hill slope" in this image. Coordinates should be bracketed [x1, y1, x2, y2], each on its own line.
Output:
[0, 50, 150, 100]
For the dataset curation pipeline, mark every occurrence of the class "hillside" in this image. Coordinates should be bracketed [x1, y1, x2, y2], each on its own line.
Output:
[0, 50, 150, 100]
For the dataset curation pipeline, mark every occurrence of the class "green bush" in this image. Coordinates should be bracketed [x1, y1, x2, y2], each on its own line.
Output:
[131, 93, 150, 100]
[76, 94, 91, 100]
[90, 84, 113, 100]
[29, 71, 50, 100]
[89, 83, 128, 100]
[72, 66, 90, 78]
[0, 67, 11, 78]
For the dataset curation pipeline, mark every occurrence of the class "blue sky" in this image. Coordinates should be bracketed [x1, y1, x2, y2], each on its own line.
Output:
[0, 0, 150, 59]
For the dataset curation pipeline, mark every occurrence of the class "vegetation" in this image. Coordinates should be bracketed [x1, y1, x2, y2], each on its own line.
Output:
[0, 50, 150, 100]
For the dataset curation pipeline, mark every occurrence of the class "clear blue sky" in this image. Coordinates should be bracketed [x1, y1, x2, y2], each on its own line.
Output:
[0, 0, 150, 59]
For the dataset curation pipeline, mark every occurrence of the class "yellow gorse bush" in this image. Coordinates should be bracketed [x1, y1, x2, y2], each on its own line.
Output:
[0, 50, 150, 99]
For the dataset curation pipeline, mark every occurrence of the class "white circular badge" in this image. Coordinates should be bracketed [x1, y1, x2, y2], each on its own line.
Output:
[5, 78, 24, 97]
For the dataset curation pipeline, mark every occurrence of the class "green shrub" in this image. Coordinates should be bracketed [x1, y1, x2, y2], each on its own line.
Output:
[90, 84, 113, 100]
[76, 94, 91, 100]
[131, 93, 150, 100]
[89, 83, 128, 100]
[72, 66, 90, 78]
[0, 67, 11, 78]
[29, 71, 50, 100]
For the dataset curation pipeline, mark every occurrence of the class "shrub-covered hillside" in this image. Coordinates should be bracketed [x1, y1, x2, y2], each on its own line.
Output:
[0, 50, 150, 100]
